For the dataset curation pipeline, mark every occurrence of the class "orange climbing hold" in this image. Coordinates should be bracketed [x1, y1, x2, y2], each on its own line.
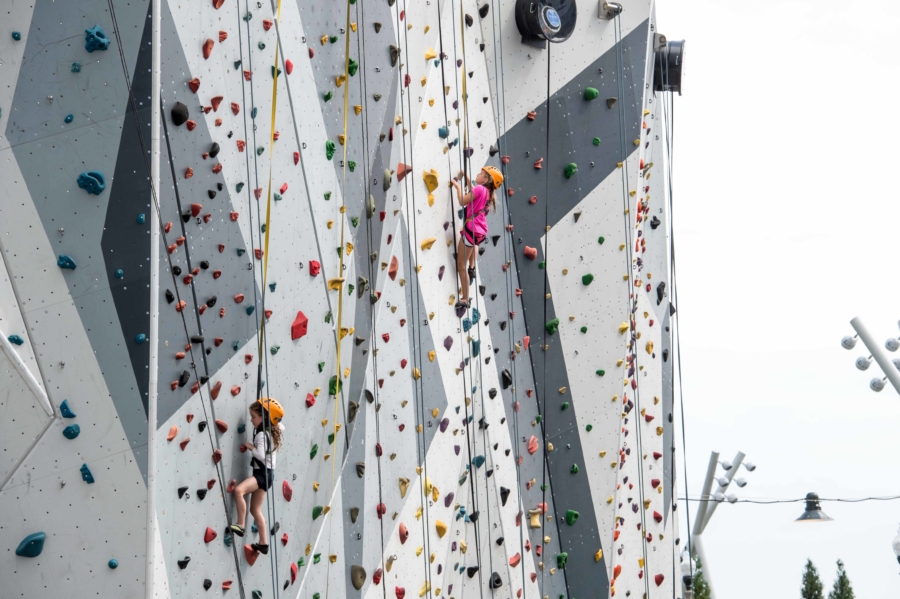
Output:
[213, 0, 224, 7]
[234, 294, 245, 303]
[389, 256, 399, 281]
[218, 31, 228, 42]
[215, 419, 228, 433]
[263, 19, 273, 30]
[188, 78, 200, 93]
[202, 39, 214, 59]
[509, 553, 521, 567]
[230, 386, 241, 396]
[286, 59, 294, 75]
[527, 436, 538, 455]
[399, 522, 408, 544]
[167, 425, 178, 441]
[244, 544, 260, 566]
[231, 102, 240, 115]
[397, 163, 411, 181]
[524, 246, 537, 260]
[180, 438, 191, 450]
[212, 449, 222, 464]
[210, 381, 222, 399]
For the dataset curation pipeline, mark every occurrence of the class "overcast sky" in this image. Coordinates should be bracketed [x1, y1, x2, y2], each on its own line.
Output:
[654, 0, 900, 597]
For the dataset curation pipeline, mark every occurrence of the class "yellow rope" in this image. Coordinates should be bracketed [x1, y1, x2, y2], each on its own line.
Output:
[258, 0, 283, 362]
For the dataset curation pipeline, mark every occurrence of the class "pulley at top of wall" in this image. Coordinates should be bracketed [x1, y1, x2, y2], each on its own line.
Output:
[652, 37, 686, 95]
[515, 0, 577, 49]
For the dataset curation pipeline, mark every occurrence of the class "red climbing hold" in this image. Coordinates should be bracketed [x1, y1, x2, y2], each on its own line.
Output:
[234, 294, 245, 303]
[286, 59, 294, 75]
[280, 182, 288, 194]
[382, 333, 390, 343]
[283, 480, 293, 501]
[190, 203, 202, 217]
[210, 96, 223, 112]
[204, 527, 217, 543]
[202, 39, 214, 59]
[188, 78, 200, 93]
[213, 270, 222, 279]
[222, 581, 232, 591]
[376, 503, 387, 518]
[219, 31, 228, 42]
[644, 414, 654, 422]
[254, 248, 263, 260]
[244, 354, 253, 364]
[293, 151, 300, 164]
[309, 47, 315, 58]
[399, 522, 408, 544]
[291, 311, 308, 340]
[400, 358, 407, 369]
[653, 451, 662, 460]
[244, 544, 259, 566]
[523, 336, 530, 350]
[167, 425, 178, 441]
[501, 155, 511, 165]
[207, 479, 216, 490]
[186, 120, 197, 131]
[395, 587, 406, 599]
[263, 19, 273, 30]
[404, 73, 411, 87]
[291, 562, 298, 583]
[210, 381, 222, 399]
[230, 211, 239, 221]
[186, 414, 194, 423]
[215, 419, 228, 433]
[244, 70, 252, 81]
[526, 111, 537, 121]
[529, 196, 537, 204]
[655, 574, 665, 587]
[306, 393, 315, 408]
[650, 478, 660, 488]
[213, 0, 224, 8]
[212, 163, 223, 174]
[309, 260, 321, 276]
[212, 449, 222, 464]
[231, 102, 240, 115]
[523, 246, 537, 260]
[397, 163, 411, 181]
[389, 255, 399, 281]
[230, 386, 241, 396]
[373, 568, 383, 585]
[281, 533, 288, 545]
[653, 511, 663, 523]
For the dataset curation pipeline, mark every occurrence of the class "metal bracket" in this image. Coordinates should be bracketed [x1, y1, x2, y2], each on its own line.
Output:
[598, 1, 623, 19]
[653, 33, 668, 52]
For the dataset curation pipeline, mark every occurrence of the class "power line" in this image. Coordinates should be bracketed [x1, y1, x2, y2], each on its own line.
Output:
[679, 494, 900, 505]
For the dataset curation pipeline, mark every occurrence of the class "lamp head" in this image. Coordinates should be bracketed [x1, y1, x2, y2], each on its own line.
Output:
[795, 492, 833, 522]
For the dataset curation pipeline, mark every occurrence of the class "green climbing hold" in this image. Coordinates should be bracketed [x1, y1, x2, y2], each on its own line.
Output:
[324, 191, 332, 201]
[252, 590, 263, 599]
[261, 223, 267, 233]
[557, 552, 568, 569]
[561, 402, 569, 411]
[298, 557, 306, 568]
[313, 505, 324, 520]
[545, 317, 560, 335]
[540, 484, 548, 491]
[539, 261, 545, 269]
[593, 137, 601, 146]
[271, 66, 281, 78]
[597, 236, 605, 244]
[236, 182, 245, 192]
[328, 432, 335, 444]
[326, 140, 336, 159]
[570, 463, 579, 474]
[310, 444, 318, 459]
[329, 375, 342, 396]
[582, 273, 594, 285]
[564, 163, 578, 179]
[584, 87, 599, 101]
[274, 193, 282, 201]
[15, 532, 46, 557]
[246, 305, 255, 315]
[270, 344, 280, 355]
[596, 369, 605, 376]
[585, 424, 593, 432]
[580, 326, 588, 334]
[565, 509, 579, 525]
[237, 248, 246, 256]
[347, 284, 355, 296]
[324, 91, 333, 102]
[313, 553, 322, 563]
[351, 216, 359, 227]
[258, 41, 266, 50]
[329, 35, 338, 43]
[535, 414, 542, 424]
[325, 310, 332, 323]
[318, 361, 325, 373]
[348, 160, 356, 172]
[256, 147, 265, 156]
[251, 107, 258, 119]
[348, 58, 359, 76]
[243, 11, 253, 21]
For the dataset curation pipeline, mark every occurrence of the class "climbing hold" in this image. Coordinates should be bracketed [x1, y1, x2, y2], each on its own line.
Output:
[435, 520, 447, 538]
[12, 31, 22, 41]
[80, 463, 95, 483]
[607, 97, 618, 109]
[204, 527, 217, 543]
[15, 532, 46, 558]
[63, 424, 81, 440]
[420, 237, 437, 251]
[490, 572, 502, 589]
[8, 334, 24, 345]
[58, 399, 76, 418]
[557, 552, 568, 569]
[108, 558, 118, 569]
[84, 25, 110, 52]
[593, 137, 601, 146]
[135, 333, 147, 344]
[244, 545, 259, 566]
[582, 273, 594, 285]
[598, 236, 605, 244]
[523, 246, 537, 260]
[397, 163, 411, 181]
[351, 564, 367, 590]
[77, 171, 106, 195]
[584, 87, 599, 100]
[291, 311, 308, 339]
[565, 163, 578, 178]
[545, 318, 559, 335]
[399, 523, 409, 544]
[566, 509, 579, 525]
[326, 140, 336, 159]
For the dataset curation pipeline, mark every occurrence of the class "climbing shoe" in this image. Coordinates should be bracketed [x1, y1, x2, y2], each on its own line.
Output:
[251, 543, 269, 555]
[467, 266, 476, 282]
[228, 524, 245, 537]
[454, 300, 471, 310]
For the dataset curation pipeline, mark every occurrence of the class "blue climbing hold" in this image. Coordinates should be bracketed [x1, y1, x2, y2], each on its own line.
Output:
[268, 282, 276, 292]
[438, 126, 449, 139]
[108, 559, 118, 569]
[115, 269, 124, 279]
[136, 213, 146, 224]
[60, 399, 77, 418]
[135, 333, 147, 344]
[8, 334, 24, 345]
[224, 533, 233, 547]
[12, 31, 22, 41]
[232, 340, 241, 351]
[71, 62, 82, 73]
[462, 318, 472, 333]
[63, 424, 81, 440]
[472, 455, 486, 468]
[472, 339, 480, 357]
[64, 114, 74, 124]
[237, 423, 246, 434]
[15, 532, 46, 558]
[246, 305, 255, 316]
[471, 307, 481, 323]
[80, 463, 95, 483]
[84, 25, 110, 52]
[77, 171, 106, 195]
[57, 255, 77, 270]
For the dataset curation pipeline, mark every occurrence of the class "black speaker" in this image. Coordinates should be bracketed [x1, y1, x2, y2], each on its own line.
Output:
[653, 40, 686, 95]
[515, 0, 577, 49]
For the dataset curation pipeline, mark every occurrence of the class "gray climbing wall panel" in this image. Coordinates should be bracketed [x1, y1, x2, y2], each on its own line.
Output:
[0, 0, 682, 597]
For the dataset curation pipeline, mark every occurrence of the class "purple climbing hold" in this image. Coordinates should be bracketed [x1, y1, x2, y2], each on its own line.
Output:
[439, 417, 449, 432]
[438, 265, 445, 280]
[454, 445, 460, 455]
[444, 492, 455, 507]
[443, 335, 453, 351]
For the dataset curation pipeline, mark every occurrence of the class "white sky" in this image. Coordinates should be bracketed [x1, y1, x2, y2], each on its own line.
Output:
[654, 0, 900, 597]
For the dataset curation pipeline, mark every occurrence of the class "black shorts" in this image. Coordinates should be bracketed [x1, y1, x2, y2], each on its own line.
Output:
[253, 468, 275, 491]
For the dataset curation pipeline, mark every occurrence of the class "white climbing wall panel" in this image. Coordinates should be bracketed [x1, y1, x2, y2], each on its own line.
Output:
[0, 0, 683, 598]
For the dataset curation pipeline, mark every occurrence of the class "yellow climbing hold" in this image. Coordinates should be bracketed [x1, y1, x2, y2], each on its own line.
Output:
[428, 350, 435, 362]
[313, 481, 319, 491]
[350, 22, 357, 32]
[399, 478, 409, 498]
[424, 476, 433, 495]
[421, 122, 427, 130]
[435, 520, 447, 538]
[431, 407, 439, 418]
[413, 367, 421, 380]
[425, 48, 437, 60]
[420, 76, 427, 86]
[330, 554, 338, 563]
[528, 509, 542, 528]
[420, 237, 436, 250]
[336, 74, 347, 87]
[618, 322, 629, 334]
[328, 277, 345, 290]
[345, 241, 354, 256]
[320, 35, 328, 45]
[606, 495, 613, 504]
[328, 220, 335, 229]
[424, 25, 430, 33]
[423, 169, 439, 192]
[415, 546, 423, 557]
[459, 540, 468, 553]
[418, 580, 431, 597]
[354, 105, 362, 115]
[313, 387, 321, 397]
[646, 341, 654, 354]
[600, 451, 607, 457]
[339, 134, 346, 145]
[415, 506, 423, 520]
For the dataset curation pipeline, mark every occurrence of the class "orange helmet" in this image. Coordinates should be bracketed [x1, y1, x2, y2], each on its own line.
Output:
[482, 165, 504, 189]
[258, 397, 284, 425]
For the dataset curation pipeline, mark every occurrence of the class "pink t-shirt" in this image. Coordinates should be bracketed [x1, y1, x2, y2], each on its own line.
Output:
[462, 185, 489, 242]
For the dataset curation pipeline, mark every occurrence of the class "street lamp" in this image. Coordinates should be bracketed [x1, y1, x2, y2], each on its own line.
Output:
[892, 525, 900, 571]
[794, 492, 833, 522]
[842, 318, 900, 395]
[680, 550, 694, 599]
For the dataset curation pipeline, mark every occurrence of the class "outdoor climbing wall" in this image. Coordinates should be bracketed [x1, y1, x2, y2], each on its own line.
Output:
[0, 0, 681, 598]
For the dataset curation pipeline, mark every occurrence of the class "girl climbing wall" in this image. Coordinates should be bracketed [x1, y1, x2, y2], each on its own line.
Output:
[449, 166, 503, 309]
[228, 398, 285, 556]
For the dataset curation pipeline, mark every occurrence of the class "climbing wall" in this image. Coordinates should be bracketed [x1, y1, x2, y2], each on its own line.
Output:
[0, 0, 681, 598]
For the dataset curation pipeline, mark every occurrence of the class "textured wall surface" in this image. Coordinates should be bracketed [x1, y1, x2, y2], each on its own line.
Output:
[0, 0, 681, 597]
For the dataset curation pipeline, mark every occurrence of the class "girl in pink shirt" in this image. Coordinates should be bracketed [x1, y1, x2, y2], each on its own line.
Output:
[449, 166, 503, 309]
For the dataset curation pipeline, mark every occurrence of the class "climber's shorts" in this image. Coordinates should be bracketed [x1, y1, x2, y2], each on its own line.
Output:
[253, 467, 275, 491]
[461, 227, 485, 248]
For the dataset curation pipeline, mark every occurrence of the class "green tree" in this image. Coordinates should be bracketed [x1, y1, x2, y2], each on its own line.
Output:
[827, 560, 855, 599]
[801, 559, 824, 599]
[692, 556, 711, 599]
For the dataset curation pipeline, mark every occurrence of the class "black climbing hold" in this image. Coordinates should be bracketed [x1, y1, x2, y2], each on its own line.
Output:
[499, 321, 507, 331]
[178, 370, 190, 387]
[490, 293, 497, 301]
[200, 261, 210, 270]
[374, 22, 382, 32]
[467, 566, 479, 578]
[488, 388, 497, 399]
[178, 486, 189, 498]
[165, 289, 175, 304]
[389, 45, 399, 67]
[663, 349, 669, 362]
[501, 369, 512, 389]
[173, 266, 182, 276]
[217, 182, 224, 191]
[356, 462, 365, 478]
[496, 536, 504, 546]
[491, 235, 500, 246]
[171, 102, 189, 126]
[479, 3, 489, 17]
[206, 295, 217, 307]
[209, 142, 221, 159]
[479, 284, 486, 296]
[190, 335, 204, 344]
[355, 336, 366, 346]
[489, 145, 499, 156]
[465, 13, 473, 26]
[469, 511, 479, 523]
[656, 281, 666, 305]
[490, 572, 502, 589]
[208, 190, 217, 199]
[200, 376, 209, 384]
[197, 489, 207, 500]
[199, 421, 207, 432]
[350, 506, 360, 523]
[181, 211, 191, 223]
[204, 579, 212, 590]
[574, 210, 583, 222]
[500, 486, 510, 506]
[480, 43, 486, 52]
[650, 215, 661, 229]
[177, 557, 191, 569]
